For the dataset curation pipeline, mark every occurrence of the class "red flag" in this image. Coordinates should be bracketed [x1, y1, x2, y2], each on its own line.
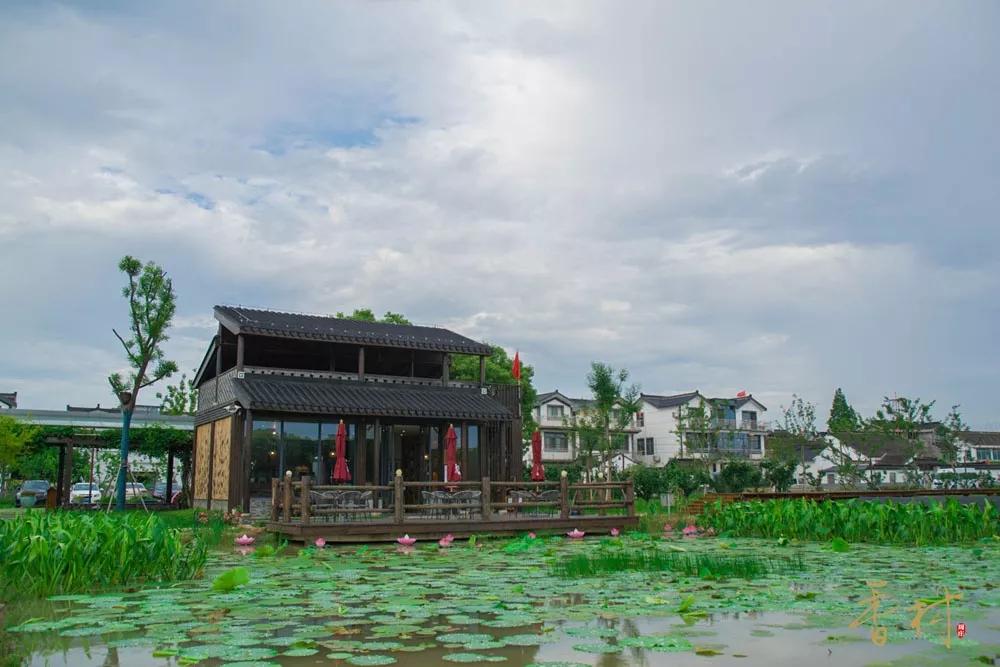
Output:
[736, 390, 747, 398]
[512, 351, 521, 382]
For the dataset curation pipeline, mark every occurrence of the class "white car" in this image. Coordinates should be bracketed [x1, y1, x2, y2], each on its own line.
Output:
[69, 482, 102, 505]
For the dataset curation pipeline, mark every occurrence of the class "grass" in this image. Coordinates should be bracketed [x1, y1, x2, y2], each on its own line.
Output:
[553, 546, 804, 579]
[0, 510, 208, 601]
[701, 497, 1000, 545]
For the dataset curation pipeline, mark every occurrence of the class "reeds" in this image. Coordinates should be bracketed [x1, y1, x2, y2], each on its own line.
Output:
[701, 498, 999, 545]
[552, 548, 803, 579]
[0, 511, 208, 601]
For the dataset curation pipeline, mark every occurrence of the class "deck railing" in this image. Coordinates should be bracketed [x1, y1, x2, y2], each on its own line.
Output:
[271, 473, 635, 525]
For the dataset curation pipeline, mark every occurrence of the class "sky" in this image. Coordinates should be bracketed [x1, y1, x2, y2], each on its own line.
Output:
[0, 1, 998, 428]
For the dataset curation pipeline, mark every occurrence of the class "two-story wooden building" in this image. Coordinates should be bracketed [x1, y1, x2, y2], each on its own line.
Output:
[192, 306, 522, 513]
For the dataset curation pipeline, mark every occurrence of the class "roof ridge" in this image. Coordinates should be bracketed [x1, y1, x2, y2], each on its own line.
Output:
[216, 304, 452, 332]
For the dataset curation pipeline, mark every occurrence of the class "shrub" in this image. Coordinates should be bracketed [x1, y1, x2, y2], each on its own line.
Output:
[712, 461, 763, 493]
[0, 511, 207, 601]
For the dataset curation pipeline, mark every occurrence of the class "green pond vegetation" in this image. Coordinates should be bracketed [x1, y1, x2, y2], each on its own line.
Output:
[0, 511, 209, 601]
[2, 524, 999, 666]
[701, 497, 1000, 545]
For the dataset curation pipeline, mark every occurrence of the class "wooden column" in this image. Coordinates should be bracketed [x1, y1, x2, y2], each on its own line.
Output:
[442, 353, 450, 386]
[55, 443, 66, 506]
[559, 471, 569, 520]
[215, 327, 222, 403]
[358, 347, 365, 381]
[478, 355, 486, 386]
[301, 475, 311, 524]
[393, 469, 404, 524]
[270, 478, 279, 521]
[481, 477, 492, 520]
[410, 350, 415, 378]
[166, 450, 174, 503]
[242, 408, 253, 512]
[282, 474, 292, 523]
[61, 440, 74, 507]
[625, 478, 636, 517]
[236, 334, 245, 371]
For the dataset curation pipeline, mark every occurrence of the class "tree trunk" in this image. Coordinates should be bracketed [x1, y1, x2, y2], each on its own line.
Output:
[115, 409, 134, 511]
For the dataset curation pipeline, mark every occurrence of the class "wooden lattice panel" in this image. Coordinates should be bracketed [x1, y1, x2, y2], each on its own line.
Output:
[212, 417, 232, 501]
[194, 424, 212, 501]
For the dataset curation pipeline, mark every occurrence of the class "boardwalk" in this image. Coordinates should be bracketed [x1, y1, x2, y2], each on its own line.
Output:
[267, 474, 638, 542]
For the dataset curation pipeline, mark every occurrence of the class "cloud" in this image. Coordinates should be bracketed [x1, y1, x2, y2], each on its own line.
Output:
[0, 2, 998, 429]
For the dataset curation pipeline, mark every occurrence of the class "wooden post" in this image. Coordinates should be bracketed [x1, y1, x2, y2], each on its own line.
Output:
[358, 347, 365, 381]
[393, 469, 404, 524]
[559, 470, 569, 520]
[301, 475, 311, 525]
[55, 443, 66, 506]
[282, 472, 292, 523]
[625, 479, 636, 517]
[481, 477, 492, 520]
[166, 450, 174, 504]
[215, 326, 222, 403]
[442, 353, 450, 386]
[478, 355, 486, 386]
[62, 439, 74, 508]
[271, 478, 279, 521]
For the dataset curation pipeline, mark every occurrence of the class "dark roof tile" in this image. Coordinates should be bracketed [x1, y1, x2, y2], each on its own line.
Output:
[234, 374, 510, 421]
[215, 305, 493, 355]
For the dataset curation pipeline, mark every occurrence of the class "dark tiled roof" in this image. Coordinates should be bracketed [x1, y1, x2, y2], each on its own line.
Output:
[233, 374, 511, 420]
[836, 432, 921, 466]
[710, 395, 768, 411]
[0, 392, 15, 409]
[215, 305, 493, 355]
[641, 391, 701, 409]
[536, 391, 593, 410]
[961, 431, 1000, 448]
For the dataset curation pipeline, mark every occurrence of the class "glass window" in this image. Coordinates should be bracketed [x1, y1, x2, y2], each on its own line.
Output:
[547, 405, 564, 419]
[250, 420, 281, 495]
[467, 425, 480, 480]
[283, 422, 319, 480]
[637, 437, 655, 456]
[636, 411, 644, 427]
[428, 426, 440, 482]
[543, 432, 568, 452]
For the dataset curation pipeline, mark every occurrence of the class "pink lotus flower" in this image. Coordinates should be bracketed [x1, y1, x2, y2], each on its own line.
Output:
[442, 533, 454, 544]
[396, 534, 417, 546]
[527, 532, 536, 539]
[682, 524, 698, 537]
[235, 534, 255, 546]
[314, 537, 326, 548]
[438, 537, 452, 548]
[610, 528, 620, 537]
[566, 529, 585, 539]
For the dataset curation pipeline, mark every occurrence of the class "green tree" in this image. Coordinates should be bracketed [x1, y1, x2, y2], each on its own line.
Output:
[451, 346, 538, 442]
[760, 459, 797, 492]
[827, 388, 861, 433]
[156, 372, 198, 416]
[865, 396, 937, 488]
[567, 362, 639, 482]
[335, 308, 412, 325]
[108, 256, 178, 510]
[0, 415, 39, 494]
[674, 401, 719, 459]
[767, 395, 824, 485]
[936, 405, 969, 478]
[712, 461, 764, 493]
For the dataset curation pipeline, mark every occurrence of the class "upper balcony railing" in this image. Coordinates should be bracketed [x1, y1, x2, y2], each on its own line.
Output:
[712, 419, 769, 431]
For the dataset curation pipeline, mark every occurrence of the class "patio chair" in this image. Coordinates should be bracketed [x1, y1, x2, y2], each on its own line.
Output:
[452, 490, 481, 519]
[421, 490, 440, 519]
[537, 489, 560, 516]
[356, 490, 373, 521]
[336, 490, 361, 523]
[310, 490, 340, 522]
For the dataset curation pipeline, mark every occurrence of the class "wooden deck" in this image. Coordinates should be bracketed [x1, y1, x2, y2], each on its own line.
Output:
[267, 474, 637, 542]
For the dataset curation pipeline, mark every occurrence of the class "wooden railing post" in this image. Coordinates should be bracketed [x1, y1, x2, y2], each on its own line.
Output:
[625, 479, 635, 517]
[481, 477, 492, 520]
[301, 475, 311, 525]
[394, 469, 404, 524]
[270, 478, 279, 521]
[282, 471, 292, 523]
[559, 470, 569, 520]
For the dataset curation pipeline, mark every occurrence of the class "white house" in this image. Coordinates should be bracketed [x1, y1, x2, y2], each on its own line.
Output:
[532, 391, 638, 464]
[632, 392, 768, 466]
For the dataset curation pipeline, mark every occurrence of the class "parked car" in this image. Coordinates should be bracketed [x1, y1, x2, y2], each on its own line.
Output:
[69, 482, 102, 505]
[125, 482, 149, 499]
[15, 480, 50, 507]
[152, 481, 181, 503]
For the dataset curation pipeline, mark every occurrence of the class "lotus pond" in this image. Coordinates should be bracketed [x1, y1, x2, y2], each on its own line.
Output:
[5, 534, 1000, 667]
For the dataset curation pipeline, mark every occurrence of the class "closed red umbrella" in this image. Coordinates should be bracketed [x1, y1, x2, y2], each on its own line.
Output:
[530, 430, 545, 481]
[444, 423, 462, 482]
[332, 419, 351, 483]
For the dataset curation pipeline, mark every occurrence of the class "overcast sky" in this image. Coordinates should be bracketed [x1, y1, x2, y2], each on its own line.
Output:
[1, 2, 997, 428]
